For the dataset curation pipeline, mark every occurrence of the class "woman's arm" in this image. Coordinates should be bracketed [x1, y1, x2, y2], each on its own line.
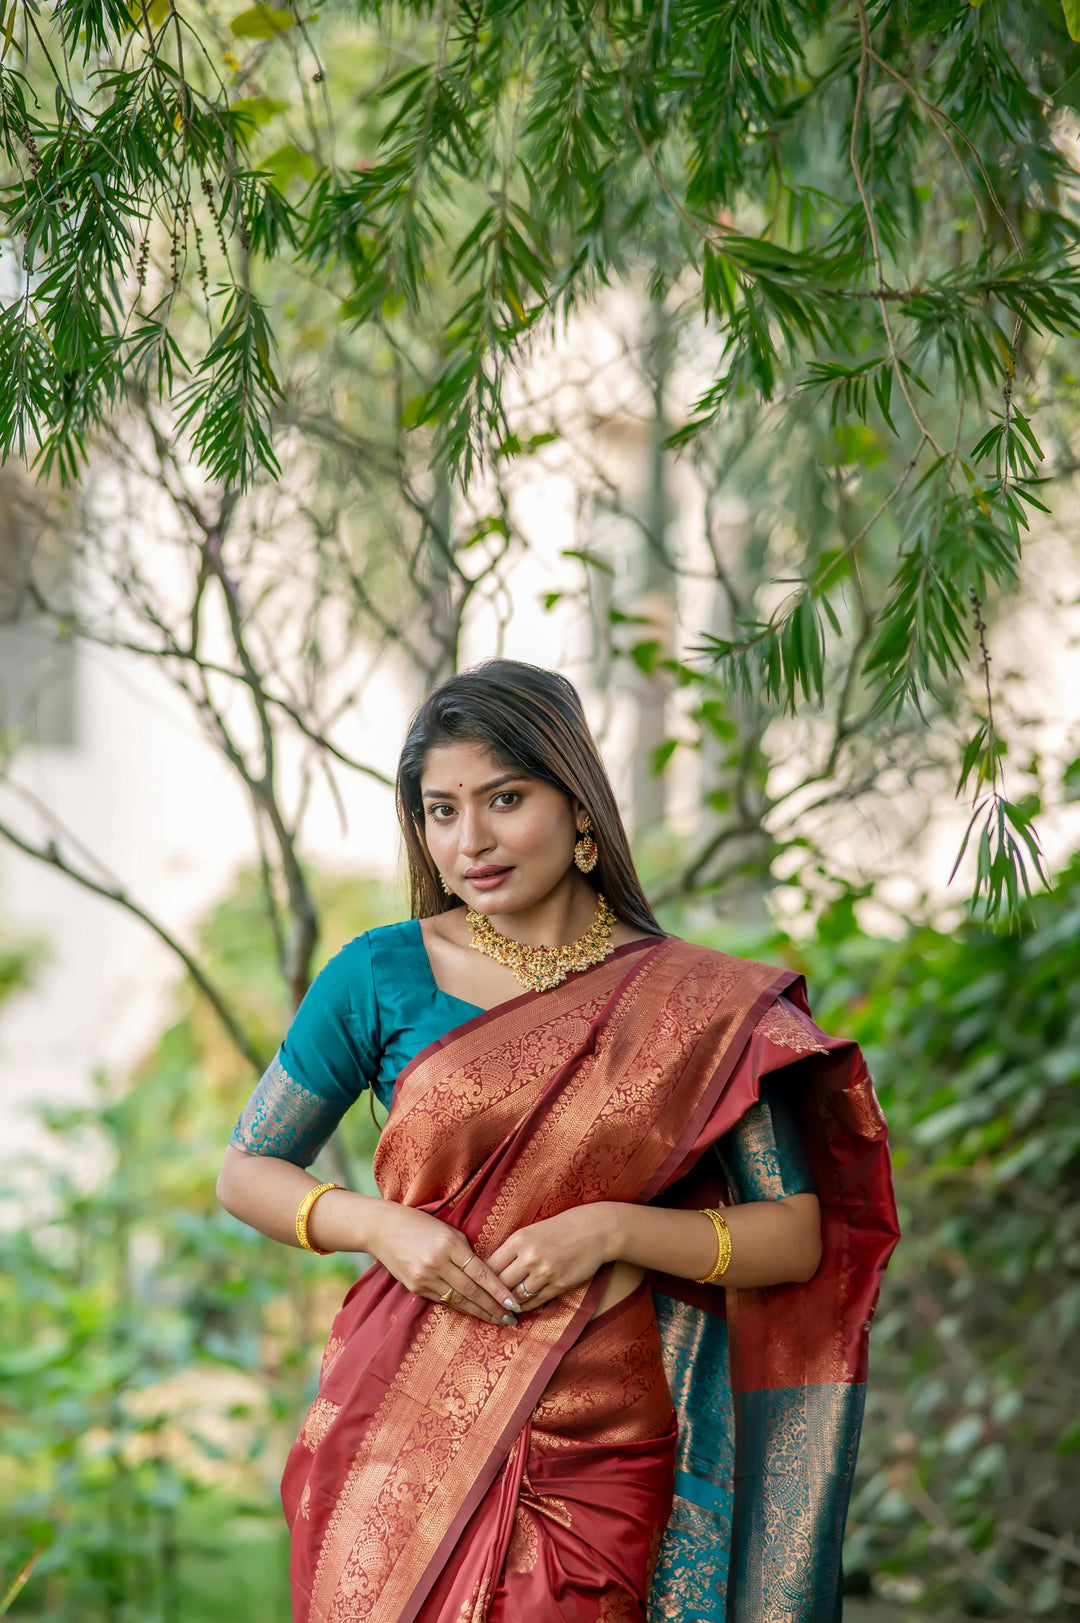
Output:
[487, 1191, 822, 1313]
[217, 1143, 378, 1251]
[602, 1191, 822, 1289]
[216, 1146, 521, 1324]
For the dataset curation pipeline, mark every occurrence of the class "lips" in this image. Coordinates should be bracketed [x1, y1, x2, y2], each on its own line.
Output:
[464, 865, 513, 891]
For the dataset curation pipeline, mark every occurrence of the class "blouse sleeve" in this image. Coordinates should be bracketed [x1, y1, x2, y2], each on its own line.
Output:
[229, 933, 381, 1168]
[714, 996, 821, 1202]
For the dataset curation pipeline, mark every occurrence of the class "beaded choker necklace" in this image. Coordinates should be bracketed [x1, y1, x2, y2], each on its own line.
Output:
[465, 892, 618, 992]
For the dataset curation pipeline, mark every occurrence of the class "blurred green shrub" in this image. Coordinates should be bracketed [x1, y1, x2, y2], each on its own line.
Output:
[794, 861, 1080, 1616]
[0, 873, 394, 1621]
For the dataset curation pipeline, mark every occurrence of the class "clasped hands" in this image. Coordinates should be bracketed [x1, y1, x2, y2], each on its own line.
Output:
[374, 1201, 615, 1327]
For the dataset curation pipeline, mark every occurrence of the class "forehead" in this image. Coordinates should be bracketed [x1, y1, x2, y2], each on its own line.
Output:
[420, 739, 520, 785]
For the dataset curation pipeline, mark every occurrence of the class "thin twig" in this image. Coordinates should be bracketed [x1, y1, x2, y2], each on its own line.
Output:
[0, 802, 264, 1073]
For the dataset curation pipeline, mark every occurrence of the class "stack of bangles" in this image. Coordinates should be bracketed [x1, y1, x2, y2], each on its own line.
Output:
[295, 1181, 344, 1254]
[695, 1206, 732, 1284]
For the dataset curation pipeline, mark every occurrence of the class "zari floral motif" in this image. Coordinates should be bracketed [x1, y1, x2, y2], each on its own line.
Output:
[597, 1589, 636, 1622]
[645, 1519, 664, 1589]
[506, 1507, 540, 1574]
[319, 1335, 345, 1383]
[375, 985, 617, 1208]
[830, 1074, 888, 1139]
[300, 1396, 340, 1453]
[455, 1577, 490, 1622]
[475, 949, 767, 1255]
[756, 1000, 827, 1057]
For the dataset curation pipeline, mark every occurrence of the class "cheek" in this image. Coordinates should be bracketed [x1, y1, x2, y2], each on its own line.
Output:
[425, 820, 454, 855]
[502, 812, 569, 858]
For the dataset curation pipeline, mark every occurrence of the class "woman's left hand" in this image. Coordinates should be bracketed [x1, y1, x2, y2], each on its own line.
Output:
[486, 1204, 616, 1312]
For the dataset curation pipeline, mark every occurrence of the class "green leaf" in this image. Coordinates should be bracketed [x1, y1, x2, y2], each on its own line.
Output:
[1053, 59, 1080, 108]
[1063, 756, 1080, 800]
[229, 6, 296, 38]
[258, 143, 314, 192]
[231, 96, 288, 131]
[561, 548, 613, 575]
[630, 639, 661, 675]
[651, 738, 679, 774]
[698, 699, 736, 739]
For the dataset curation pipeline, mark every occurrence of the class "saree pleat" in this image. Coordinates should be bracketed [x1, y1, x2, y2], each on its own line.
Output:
[413, 1279, 677, 1623]
[283, 937, 900, 1623]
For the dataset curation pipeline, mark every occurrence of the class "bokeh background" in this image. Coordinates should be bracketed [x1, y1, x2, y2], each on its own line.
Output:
[3, 2, 1080, 1619]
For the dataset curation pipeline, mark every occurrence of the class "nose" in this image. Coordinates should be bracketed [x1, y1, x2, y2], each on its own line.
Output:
[458, 805, 496, 860]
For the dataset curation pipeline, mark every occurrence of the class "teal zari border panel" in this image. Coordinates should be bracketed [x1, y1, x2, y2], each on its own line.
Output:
[649, 1290, 866, 1623]
[728, 1381, 866, 1623]
[649, 1292, 735, 1622]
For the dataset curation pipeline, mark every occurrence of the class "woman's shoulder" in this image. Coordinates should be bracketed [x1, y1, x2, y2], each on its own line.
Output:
[361, 919, 434, 994]
[313, 917, 449, 1003]
[319, 920, 417, 965]
[296, 925, 415, 1045]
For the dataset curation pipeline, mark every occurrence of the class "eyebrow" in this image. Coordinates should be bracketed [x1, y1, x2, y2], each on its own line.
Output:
[421, 772, 524, 799]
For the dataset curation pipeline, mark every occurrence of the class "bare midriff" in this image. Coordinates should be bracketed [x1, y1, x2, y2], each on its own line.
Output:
[589, 1258, 645, 1320]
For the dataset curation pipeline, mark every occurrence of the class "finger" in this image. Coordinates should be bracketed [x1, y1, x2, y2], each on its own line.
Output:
[460, 1250, 525, 1316]
[496, 1260, 547, 1311]
[449, 1255, 520, 1323]
[484, 1236, 519, 1275]
[516, 1283, 552, 1312]
[494, 1260, 534, 1300]
[428, 1284, 498, 1325]
[513, 1282, 555, 1313]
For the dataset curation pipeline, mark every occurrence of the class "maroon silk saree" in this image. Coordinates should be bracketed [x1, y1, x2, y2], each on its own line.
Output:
[282, 936, 900, 1623]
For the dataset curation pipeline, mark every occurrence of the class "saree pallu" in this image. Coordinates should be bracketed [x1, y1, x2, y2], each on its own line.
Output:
[283, 937, 900, 1623]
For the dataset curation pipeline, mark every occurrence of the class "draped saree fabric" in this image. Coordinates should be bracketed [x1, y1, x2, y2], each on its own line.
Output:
[280, 936, 899, 1623]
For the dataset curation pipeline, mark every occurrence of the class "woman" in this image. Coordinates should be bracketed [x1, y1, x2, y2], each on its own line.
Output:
[217, 659, 899, 1623]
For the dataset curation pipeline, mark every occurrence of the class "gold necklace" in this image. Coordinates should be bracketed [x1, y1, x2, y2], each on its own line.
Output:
[465, 892, 618, 992]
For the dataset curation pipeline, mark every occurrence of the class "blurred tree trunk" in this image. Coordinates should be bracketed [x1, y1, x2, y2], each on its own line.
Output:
[699, 518, 774, 926]
[629, 297, 674, 840]
[418, 468, 460, 689]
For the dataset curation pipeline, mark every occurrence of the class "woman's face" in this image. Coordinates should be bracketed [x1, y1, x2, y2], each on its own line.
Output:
[419, 740, 582, 913]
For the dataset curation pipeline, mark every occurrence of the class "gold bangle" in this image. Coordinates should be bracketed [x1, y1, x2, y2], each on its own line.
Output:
[295, 1181, 343, 1254]
[695, 1207, 732, 1284]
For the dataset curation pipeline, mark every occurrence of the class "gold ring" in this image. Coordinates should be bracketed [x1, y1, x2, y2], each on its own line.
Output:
[439, 1287, 454, 1304]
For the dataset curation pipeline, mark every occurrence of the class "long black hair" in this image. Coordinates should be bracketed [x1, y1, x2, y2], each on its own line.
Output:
[396, 659, 663, 936]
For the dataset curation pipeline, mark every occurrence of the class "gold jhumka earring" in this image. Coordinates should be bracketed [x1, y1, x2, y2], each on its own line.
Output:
[439, 872, 454, 895]
[573, 814, 598, 874]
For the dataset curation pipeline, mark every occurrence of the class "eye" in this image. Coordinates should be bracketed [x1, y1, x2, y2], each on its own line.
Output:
[427, 803, 455, 820]
[492, 791, 521, 808]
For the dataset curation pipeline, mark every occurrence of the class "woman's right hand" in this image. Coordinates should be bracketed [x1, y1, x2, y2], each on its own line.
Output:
[369, 1202, 521, 1326]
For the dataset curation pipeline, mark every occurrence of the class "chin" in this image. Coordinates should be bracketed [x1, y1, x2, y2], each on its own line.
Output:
[466, 881, 528, 912]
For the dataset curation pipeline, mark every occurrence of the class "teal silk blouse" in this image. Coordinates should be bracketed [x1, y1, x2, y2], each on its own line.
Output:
[230, 920, 817, 1201]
